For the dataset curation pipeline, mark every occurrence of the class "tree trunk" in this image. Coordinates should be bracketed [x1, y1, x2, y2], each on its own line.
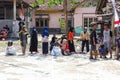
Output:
[64, 0, 68, 35]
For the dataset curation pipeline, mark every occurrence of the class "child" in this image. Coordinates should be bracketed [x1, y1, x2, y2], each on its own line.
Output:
[51, 42, 62, 57]
[0, 30, 7, 40]
[116, 32, 120, 60]
[6, 40, 16, 56]
[50, 34, 57, 52]
[99, 44, 108, 59]
[61, 39, 70, 56]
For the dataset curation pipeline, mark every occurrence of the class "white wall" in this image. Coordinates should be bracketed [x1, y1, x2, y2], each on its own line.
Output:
[74, 7, 97, 27]
[49, 12, 63, 28]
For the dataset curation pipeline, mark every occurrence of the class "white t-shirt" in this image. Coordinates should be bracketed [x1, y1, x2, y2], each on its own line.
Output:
[103, 29, 111, 42]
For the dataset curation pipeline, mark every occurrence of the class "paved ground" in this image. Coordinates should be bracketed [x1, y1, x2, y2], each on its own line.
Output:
[0, 52, 120, 80]
[0, 35, 120, 80]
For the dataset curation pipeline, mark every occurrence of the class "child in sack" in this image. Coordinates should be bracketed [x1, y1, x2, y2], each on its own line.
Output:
[6, 40, 16, 56]
[51, 42, 62, 57]
[99, 44, 108, 59]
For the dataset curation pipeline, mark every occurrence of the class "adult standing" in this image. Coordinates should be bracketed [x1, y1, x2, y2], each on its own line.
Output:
[90, 22, 98, 59]
[80, 28, 89, 54]
[103, 23, 113, 58]
[68, 28, 75, 54]
[18, 19, 25, 32]
[30, 27, 38, 54]
[42, 27, 49, 55]
[19, 25, 28, 55]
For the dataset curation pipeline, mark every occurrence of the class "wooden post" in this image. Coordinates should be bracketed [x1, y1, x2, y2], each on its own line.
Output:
[13, 0, 16, 20]
[64, 0, 68, 35]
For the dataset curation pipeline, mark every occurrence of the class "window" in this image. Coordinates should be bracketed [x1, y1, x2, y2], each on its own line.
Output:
[84, 17, 98, 27]
[0, 8, 4, 19]
[35, 18, 49, 28]
[84, 18, 88, 27]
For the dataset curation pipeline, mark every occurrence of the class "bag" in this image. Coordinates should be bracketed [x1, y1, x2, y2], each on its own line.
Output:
[51, 46, 62, 56]
[6, 46, 16, 55]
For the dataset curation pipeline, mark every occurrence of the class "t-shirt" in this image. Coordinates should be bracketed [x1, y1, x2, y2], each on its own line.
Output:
[68, 32, 74, 41]
[117, 37, 120, 48]
[90, 30, 97, 45]
[103, 30, 112, 42]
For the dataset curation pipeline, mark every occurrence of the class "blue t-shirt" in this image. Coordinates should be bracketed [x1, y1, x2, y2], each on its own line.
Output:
[117, 37, 120, 48]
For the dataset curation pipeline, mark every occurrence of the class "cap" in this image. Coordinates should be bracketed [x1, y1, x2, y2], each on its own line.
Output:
[8, 40, 13, 43]
[90, 22, 97, 27]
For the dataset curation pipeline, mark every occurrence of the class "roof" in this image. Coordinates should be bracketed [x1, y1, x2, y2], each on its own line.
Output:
[0, 0, 30, 8]
[96, 0, 120, 14]
[96, 0, 108, 14]
[23, 0, 84, 11]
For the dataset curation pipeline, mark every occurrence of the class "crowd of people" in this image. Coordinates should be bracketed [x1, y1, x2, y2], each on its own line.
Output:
[5, 21, 120, 60]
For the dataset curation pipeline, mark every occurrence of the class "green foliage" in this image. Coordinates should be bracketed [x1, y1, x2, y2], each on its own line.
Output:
[30, 0, 45, 8]
[70, 0, 80, 10]
[30, 0, 64, 8]
[59, 18, 65, 29]
[96, 0, 100, 3]
[81, 1, 97, 7]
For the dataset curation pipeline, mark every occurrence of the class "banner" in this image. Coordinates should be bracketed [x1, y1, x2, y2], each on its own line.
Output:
[111, 0, 120, 27]
[19, 3, 25, 20]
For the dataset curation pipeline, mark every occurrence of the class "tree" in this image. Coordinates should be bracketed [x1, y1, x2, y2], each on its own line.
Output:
[30, 0, 80, 34]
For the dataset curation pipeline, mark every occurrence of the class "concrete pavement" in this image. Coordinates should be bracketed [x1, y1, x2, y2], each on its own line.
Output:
[0, 53, 120, 80]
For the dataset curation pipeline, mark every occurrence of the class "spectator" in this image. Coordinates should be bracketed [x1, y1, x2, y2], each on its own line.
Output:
[80, 28, 90, 54]
[60, 34, 67, 44]
[29, 27, 38, 54]
[19, 25, 28, 55]
[90, 22, 98, 60]
[0, 30, 7, 40]
[103, 23, 113, 58]
[41, 27, 49, 56]
[18, 19, 25, 32]
[61, 39, 70, 56]
[68, 27, 75, 54]
[50, 34, 57, 52]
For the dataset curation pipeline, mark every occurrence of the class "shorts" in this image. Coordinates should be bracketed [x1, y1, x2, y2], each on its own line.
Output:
[103, 41, 112, 51]
[91, 45, 96, 51]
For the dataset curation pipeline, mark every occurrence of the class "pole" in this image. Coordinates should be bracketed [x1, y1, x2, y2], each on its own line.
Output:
[13, 0, 16, 20]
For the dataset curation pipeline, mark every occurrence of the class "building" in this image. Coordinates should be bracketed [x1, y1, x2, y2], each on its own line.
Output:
[96, 0, 120, 34]
[25, 0, 98, 34]
[74, 0, 98, 28]
[0, 0, 31, 38]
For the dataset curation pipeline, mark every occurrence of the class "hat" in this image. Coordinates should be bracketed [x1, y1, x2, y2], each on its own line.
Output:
[90, 22, 97, 27]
